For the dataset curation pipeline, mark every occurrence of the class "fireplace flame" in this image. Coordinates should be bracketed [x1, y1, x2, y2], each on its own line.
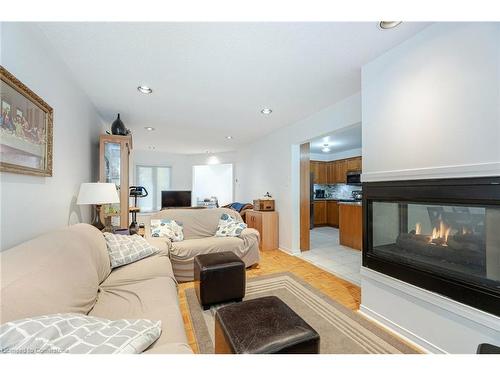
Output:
[430, 220, 451, 244]
[415, 222, 422, 235]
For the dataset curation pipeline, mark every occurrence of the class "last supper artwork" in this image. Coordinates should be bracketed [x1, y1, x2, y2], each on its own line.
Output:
[1, 66, 53, 176]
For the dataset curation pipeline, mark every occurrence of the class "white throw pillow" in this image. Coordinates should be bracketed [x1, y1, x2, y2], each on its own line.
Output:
[103, 233, 158, 268]
[215, 213, 247, 237]
[150, 219, 184, 242]
[0, 313, 161, 354]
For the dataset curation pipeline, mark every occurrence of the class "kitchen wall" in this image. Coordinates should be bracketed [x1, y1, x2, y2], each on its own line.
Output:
[0, 23, 104, 250]
[313, 184, 361, 200]
[360, 22, 500, 353]
[235, 94, 361, 252]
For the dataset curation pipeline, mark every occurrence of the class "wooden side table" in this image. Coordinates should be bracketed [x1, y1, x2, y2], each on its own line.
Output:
[245, 210, 279, 251]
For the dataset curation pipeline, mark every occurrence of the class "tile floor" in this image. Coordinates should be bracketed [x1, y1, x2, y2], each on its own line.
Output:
[298, 227, 362, 285]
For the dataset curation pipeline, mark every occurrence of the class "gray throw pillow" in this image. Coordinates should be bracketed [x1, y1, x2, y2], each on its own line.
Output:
[103, 233, 158, 268]
[0, 313, 161, 354]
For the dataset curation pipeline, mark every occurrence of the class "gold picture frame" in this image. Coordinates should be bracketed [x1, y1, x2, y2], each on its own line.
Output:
[1, 66, 53, 176]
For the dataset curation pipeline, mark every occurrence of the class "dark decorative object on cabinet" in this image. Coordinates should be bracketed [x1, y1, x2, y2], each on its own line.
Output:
[111, 113, 128, 135]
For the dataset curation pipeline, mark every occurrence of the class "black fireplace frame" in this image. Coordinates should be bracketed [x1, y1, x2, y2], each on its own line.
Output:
[362, 176, 500, 316]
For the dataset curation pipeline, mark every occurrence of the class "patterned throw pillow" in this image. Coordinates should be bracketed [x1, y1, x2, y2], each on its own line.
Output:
[103, 233, 158, 268]
[215, 213, 247, 237]
[0, 313, 161, 354]
[150, 219, 184, 242]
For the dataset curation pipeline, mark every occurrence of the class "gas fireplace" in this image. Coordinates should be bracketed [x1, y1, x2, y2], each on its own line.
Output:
[363, 177, 500, 316]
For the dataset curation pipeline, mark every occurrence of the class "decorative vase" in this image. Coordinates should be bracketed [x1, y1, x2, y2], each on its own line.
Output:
[111, 113, 127, 135]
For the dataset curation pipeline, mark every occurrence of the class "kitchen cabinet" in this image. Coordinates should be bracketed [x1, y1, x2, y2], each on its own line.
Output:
[334, 159, 348, 183]
[246, 210, 279, 251]
[346, 156, 362, 172]
[326, 161, 336, 184]
[310, 161, 327, 184]
[313, 201, 327, 226]
[327, 201, 339, 227]
[339, 203, 362, 250]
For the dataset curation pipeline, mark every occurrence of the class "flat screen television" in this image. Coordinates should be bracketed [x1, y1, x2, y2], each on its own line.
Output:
[161, 190, 192, 208]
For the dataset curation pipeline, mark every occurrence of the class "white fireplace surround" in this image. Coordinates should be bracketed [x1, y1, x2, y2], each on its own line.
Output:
[360, 267, 500, 353]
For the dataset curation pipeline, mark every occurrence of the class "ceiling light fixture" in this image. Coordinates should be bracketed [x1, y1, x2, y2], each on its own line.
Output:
[144, 126, 155, 131]
[137, 86, 153, 94]
[225, 136, 233, 140]
[321, 143, 331, 153]
[260, 108, 272, 115]
[378, 21, 402, 30]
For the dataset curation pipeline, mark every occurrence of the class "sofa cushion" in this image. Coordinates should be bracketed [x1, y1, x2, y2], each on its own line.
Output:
[0, 224, 111, 324]
[146, 208, 242, 240]
[150, 219, 184, 241]
[0, 313, 161, 354]
[169, 236, 246, 261]
[89, 276, 189, 353]
[103, 252, 176, 286]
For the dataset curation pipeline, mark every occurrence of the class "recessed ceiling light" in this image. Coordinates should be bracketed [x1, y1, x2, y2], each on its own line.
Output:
[378, 21, 402, 30]
[148, 146, 156, 150]
[144, 126, 155, 131]
[260, 108, 272, 115]
[322, 143, 331, 153]
[137, 86, 153, 94]
[225, 136, 233, 140]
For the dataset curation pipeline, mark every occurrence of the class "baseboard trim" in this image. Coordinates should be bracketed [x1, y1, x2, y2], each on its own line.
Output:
[358, 305, 445, 354]
[362, 161, 500, 182]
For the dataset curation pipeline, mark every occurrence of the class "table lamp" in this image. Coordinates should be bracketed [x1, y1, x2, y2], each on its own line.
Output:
[77, 182, 120, 230]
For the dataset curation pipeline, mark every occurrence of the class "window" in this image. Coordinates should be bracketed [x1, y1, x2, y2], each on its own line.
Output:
[135, 165, 171, 212]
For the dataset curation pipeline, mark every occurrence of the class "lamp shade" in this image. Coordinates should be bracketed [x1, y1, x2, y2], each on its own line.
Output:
[77, 183, 120, 205]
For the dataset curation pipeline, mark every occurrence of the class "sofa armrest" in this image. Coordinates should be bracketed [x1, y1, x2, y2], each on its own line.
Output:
[240, 228, 260, 243]
[146, 237, 172, 256]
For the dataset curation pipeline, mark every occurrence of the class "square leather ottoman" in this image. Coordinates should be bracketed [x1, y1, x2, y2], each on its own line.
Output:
[215, 296, 320, 354]
[194, 251, 245, 310]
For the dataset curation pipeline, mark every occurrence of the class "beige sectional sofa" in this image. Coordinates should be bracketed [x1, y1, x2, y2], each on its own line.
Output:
[144, 208, 261, 282]
[0, 223, 192, 354]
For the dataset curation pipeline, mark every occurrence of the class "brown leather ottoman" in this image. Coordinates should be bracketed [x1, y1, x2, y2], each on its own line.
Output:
[215, 296, 320, 354]
[194, 252, 245, 310]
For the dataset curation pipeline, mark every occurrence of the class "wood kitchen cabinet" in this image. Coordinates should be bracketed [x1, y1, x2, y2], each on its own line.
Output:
[313, 201, 327, 225]
[334, 159, 348, 183]
[310, 161, 327, 184]
[346, 156, 362, 172]
[326, 201, 339, 227]
[326, 161, 336, 184]
[246, 210, 279, 251]
[339, 203, 363, 250]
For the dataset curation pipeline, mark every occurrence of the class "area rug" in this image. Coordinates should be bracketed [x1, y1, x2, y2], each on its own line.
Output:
[184, 272, 420, 354]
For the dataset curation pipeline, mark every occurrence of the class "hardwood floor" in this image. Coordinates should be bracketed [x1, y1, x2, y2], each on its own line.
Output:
[177, 249, 361, 353]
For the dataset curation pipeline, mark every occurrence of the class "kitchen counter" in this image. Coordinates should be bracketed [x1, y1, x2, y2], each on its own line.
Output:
[337, 201, 362, 206]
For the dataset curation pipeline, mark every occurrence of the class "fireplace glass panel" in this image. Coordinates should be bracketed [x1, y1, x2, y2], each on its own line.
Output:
[372, 201, 500, 287]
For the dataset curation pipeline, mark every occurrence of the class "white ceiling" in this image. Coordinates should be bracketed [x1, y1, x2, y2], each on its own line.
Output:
[36, 22, 430, 154]
[310, 123, 362, 154]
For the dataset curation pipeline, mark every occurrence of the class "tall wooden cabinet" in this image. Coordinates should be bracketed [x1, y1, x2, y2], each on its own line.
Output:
[99, 134, 132, 229]
[246, 210, 279, 251]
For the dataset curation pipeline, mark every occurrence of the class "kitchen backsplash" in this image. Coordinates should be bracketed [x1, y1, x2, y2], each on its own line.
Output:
[313, 183, 362, 200]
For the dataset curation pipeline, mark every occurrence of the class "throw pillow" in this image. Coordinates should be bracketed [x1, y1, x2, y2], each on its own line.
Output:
[103, 233, 158, 268]
[0, 313, 161, 354]
[150, 219, 184, 242]
[215, 213, 247, 237]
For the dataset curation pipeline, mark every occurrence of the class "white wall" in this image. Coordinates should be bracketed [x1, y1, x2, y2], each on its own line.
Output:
[361, 22, 500, 353]
[235, 94, 361, 252]
[131, 150, 237, 200]
[362, 22, 500, 181]
[192, 164, 233, 206]
[0, 23, 104, 250]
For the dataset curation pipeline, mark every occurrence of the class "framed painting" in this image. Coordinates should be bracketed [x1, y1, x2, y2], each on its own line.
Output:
[0, 66, 53, 176]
